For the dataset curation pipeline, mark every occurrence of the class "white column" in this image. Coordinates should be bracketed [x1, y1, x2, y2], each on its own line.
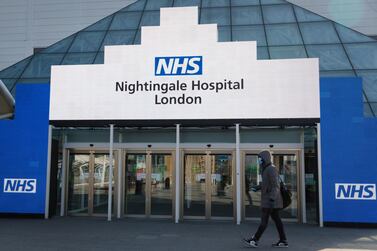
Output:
[108, 124, 114, 221]
[300, 130, 307, 223]
[235, 124, 241, 225]
[44, 125, 53, 219]
[317, 123, 324, 227]
[175, 124, 180, 223]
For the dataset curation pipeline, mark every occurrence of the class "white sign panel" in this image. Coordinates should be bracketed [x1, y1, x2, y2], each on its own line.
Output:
[50, 7, 320, 122]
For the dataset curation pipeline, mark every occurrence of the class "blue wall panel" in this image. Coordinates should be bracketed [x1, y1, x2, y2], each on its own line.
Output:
[321, 77, 377, 223]
[0, 84, 50, 214]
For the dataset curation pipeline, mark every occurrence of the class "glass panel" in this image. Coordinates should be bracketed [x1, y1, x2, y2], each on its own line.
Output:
[0, 78, 17, 91]
[61, 53, 96, 65]
[42, 35, 75, 54]
[100, 30, 136, 51]
[320, 70, 355, 77]
[344, 43, 377, 70]
[69, 31, 106, 53]
[145, 0, 173, 10]
[257, 47, 269, 59]
[261, 0, 286, 4]
[110, 12, 143, 30]
[125, 154, 146, 214]
[0, 57, 31, 78]
[356, 70, 377, 102]
[140, 11, 160, 26]
[265, 24, 302, 46]
[21, 54, 64, 78]
[68, 154, 90, 214]
[184, 155, 206, 217]
[17, 78, 50, 84]
[294, 6, 326, 22]
[120, 0, 146, 11]
[174, 0, 201, 7]
[200, 8, 230, 26]
[262, 5, 295, 24]
[269, 45, 307, 59]
[151, 154, 173, 215]
[210, 155, 233, 217]
[202, 0, 229, 8]
[231, 0, 259, 6]
[134, 30, 141, 44]
[370, 103, 377, 117]
[93, 154, 114, 214]
[274, 154, 298, 219]
[300, 22, 340, 44]
[94, 52, 104, 64]
[84, 15, 113, 31]
[364, 103, 373, 117]
[232, 25, 266, 46]
[231, 6, 262, 25]
[304, 128, 319, 224]
[306, 44, 352, 71]
[334, 23, 374, 43]
[244, 155, 260, 218]
[218, 26, 231, 42]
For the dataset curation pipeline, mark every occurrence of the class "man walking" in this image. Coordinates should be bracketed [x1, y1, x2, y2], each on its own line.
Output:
[243, 150, 288, 248]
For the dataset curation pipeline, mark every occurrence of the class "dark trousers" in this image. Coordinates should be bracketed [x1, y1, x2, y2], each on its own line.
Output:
[254, 208, 287, 241]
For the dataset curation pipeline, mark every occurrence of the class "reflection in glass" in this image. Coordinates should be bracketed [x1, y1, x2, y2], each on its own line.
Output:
[184, 155, 206, 217]
[93, 154, 114, 214]
[125, 154, 146, 215]
[68, 154, 90, 214]
[151, 154, 173, 215]
[274, 155, 298, 219]
[244, 155, 261, 218]
[210, 155, 233, 217]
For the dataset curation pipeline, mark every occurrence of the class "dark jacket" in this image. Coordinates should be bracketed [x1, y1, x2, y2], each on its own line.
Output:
[259, 150, 283, 209]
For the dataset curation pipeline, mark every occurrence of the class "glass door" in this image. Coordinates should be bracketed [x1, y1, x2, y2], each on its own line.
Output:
[244, 152, 299, 221]
[183, 152, 234, 219]
[124, 152, 174, 217]
[67, 151, 115, 216]
[68, 154, 90, 214]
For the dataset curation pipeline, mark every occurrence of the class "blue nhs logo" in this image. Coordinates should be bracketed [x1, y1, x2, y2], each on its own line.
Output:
[155, 56, 202, 76]
[335, 183, 376, 200]
[3, 178, 36, 193]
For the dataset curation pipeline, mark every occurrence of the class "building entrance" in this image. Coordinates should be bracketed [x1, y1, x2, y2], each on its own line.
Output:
[67, 151, 115, 216]
[183, 152, 234, 220]
[243, 150, 300, 222]
[124, 151, 174, 217]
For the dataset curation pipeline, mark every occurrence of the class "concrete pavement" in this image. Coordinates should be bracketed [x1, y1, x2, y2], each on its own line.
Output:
[0, 217, 376, 251]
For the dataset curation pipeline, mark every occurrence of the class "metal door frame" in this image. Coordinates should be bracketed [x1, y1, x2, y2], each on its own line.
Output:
[64, 149, 118, 217]
[123, 149, 175, 219]
[241, 149, 302, 223]
[181, 149, 235, 221]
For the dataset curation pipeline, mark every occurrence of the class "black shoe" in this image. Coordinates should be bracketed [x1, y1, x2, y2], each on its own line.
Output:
[242, 237, 258, 248]
[272, 240, 288, 248]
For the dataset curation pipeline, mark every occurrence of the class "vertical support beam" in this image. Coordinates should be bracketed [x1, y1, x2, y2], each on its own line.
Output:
[117, 149, 122, 219]
[60, 134, 68, 216]
[235, 124, 241, 225]
[44, 125, 53, 219]
[108, 124, 114, 221]
[317, 123, 323, 227]
[300, 130, 307, 223]
[175, 124, 180, 223]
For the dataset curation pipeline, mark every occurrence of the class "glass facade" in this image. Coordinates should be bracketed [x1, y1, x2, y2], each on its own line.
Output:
[0, 0, 376, 116]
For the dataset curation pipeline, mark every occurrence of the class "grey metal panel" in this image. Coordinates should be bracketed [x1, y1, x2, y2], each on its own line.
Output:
[0, 80, 15, 117]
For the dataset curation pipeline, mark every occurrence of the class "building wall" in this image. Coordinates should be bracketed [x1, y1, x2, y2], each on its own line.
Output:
[0, 0, 136, 71]
[287, 0, 377, 36]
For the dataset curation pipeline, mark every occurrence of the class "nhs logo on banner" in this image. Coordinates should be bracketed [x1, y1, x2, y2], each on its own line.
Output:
[3, 178, 37, 193]
[155, 56, 202, 76]
[335, 183, 376, 200]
